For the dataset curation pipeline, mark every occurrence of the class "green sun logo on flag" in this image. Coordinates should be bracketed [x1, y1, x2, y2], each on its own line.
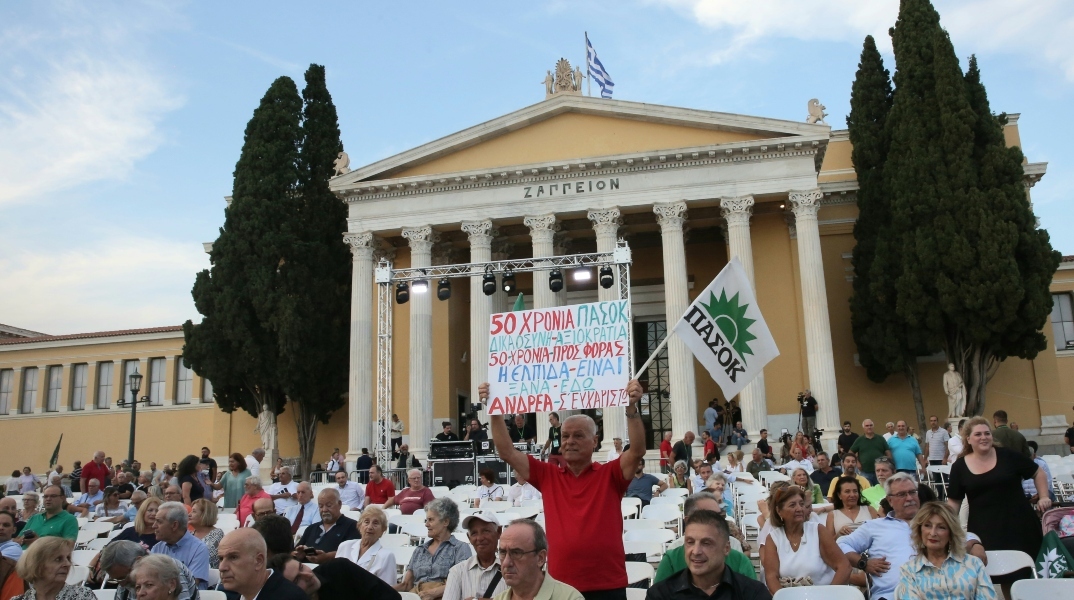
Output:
[700, 289, 758, 365]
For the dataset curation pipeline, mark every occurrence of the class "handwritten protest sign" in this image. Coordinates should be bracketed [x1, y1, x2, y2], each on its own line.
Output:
[486, 299, 631, 415]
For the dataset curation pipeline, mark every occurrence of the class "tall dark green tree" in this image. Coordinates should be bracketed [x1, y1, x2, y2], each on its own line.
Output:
[848, 35, 934, 431]
[183, 76, 303, 425]
[277, 64, 352, 472]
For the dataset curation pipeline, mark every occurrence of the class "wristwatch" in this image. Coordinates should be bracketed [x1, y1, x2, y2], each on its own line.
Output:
[857, 551, 870, 571]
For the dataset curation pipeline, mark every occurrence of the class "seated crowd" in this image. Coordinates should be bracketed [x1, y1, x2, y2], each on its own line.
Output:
[0, 394, 1066, 600]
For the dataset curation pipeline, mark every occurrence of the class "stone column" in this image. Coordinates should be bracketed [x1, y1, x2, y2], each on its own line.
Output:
[343, 232, 376, 468]
[652, 202, 700, 443]
[463, 220, 495, 423]
[720, 196, 768, 436]
[588, 207, 627, 444]
[789, 189, 841, 442]
[401, 225, 438, 459]
[525, 214, 559, 443]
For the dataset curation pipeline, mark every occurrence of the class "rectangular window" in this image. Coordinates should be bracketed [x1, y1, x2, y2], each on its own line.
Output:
[1053, 293, 1074, 351]
[45, 366, 62, 412]
[0, 370, 12, 415]
[20, 367, 38, 414]
[148, 358, 165, 406]
[71, 364, 88, 411]
[96, 362, 114, 409]
[122, 360, 140, 400]
[175, 358, 192, 405]
[202, 377, 214, 403]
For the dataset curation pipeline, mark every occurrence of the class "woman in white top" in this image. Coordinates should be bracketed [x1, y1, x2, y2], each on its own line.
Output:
[761, 485, 850, 594]
[335, 505, 397, 585]
[826, 476, 877, 538]
[93, 487, 126, 518]
[474, 469, 504, 508]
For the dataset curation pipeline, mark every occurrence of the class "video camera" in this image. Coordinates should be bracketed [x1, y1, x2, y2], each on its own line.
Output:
[460, 403, 487, 428]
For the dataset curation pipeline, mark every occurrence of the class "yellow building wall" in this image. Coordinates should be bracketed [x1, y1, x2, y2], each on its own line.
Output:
[393, 112, 778, 179]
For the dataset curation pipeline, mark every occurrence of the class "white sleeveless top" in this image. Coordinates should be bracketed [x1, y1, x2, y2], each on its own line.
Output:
[832, 506, 871, 532]
[767, 521, 835, 585]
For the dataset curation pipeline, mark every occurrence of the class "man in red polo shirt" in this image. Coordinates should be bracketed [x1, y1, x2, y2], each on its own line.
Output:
[362, 464, 395, 508]
[480, 379, 645, 600]
[80, 451, 110, 495]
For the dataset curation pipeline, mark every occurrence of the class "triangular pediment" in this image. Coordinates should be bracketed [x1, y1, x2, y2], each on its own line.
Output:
[332, 95, 828, 189]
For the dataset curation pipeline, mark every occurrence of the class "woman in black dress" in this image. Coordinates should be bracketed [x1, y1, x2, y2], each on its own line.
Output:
[175, 454, 203, 506]
[947, 417, 1051, 589]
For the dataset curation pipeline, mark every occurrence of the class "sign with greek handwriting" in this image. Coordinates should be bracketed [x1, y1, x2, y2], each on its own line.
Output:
[486, 299, 631, 415]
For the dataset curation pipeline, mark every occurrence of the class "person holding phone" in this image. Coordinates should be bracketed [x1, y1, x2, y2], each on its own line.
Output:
[17, 485, 77, 548]
[293, 488, 359, 565]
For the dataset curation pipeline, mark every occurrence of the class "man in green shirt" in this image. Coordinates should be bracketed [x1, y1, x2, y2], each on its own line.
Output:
[654, 492, 756, 582]
[849, 419, 890, 485]
[17, 485, 77, 549]
[745, 448, 771, 481]
[992, 410, 1031, 458]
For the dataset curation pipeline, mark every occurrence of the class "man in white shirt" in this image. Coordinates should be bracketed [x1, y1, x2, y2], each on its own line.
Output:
[507, 470, 541, 506]
[268, 467, 299, 514]
[284, 482, 319, 532]
[245, 448, 265, 479]
[326, 449, 342, 474]
[443, 512, 507, 600]
[333, 470, 365, 509]
[779, 446, 814, 475]
[690, 462, 714, 492]
[882, 422, 895, 441]
[68, 478, 104, 517]
[606, 438, 623, 463]
[947, 419, 965, 464]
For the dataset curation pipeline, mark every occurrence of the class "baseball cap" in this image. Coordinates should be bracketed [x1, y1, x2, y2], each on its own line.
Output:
[461, 511, 500, 529]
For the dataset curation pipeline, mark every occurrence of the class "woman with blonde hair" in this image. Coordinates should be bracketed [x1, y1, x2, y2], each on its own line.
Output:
[760, 485, 850, 594]
[12, 537, 95, 600]
[335, 505, 397, 585]
[189, 498, 223, 568]
[724, 450, 745, 474]
[112, 496, 162, 547]
[895, 502, 996, 599]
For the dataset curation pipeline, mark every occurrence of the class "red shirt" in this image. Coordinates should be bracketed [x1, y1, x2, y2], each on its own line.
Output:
[526, 454, 630, 592]
[703, 439, 716, 459]
[659, 440, 673, 467]
[393, 487, 434, 515]
[365, 478, 396, 505]
[81, 461, 111, 490]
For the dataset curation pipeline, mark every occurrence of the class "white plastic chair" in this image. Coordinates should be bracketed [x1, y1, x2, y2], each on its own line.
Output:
[1010, 578, 1074, 599]
[66, 565, 90, 585]
[520, 499, 543, 509]
[650, 496, 684, 507]
[625, 561, 655, 585]
[660, 488, 689, 498]
[759, 471, 791, 487]
[623, 519, 665, 532]
[199, 592, 228, 600]
[71, 550, 98, 566]
[208, 568, 220, 588]
[380, 533, 413, 548]
[494, 513, 521, 526]
[93, 591, 117, 600]
[984, 550, 1036, 579]
[641, 504, 682, 532]
[86, 537, 110, 551]
[621, 497, 642, 519]
[625, 589, 647, 600]
[622, 540, 664, 561]
[772, 586, 865, 599]
[481, 501, 512, 513]
[624, 528, 675, 546]
[400, 593, 421, 600]
[401, 522, 429, 540]
[394, 546, 417, 570]
[75, 531, 98, 548]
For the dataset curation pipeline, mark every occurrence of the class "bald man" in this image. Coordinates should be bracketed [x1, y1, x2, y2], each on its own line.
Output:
[218, 529, 306, 600]
[250, 497, 276, 525]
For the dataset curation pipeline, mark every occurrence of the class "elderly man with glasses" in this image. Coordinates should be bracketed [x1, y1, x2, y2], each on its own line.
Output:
[17, 485, 76, 547]
[494, 519, 582, 600]
[151, 501, 210, 589]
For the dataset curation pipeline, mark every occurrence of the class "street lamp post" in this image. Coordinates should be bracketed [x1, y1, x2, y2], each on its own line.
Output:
[126, 370, 143, 467]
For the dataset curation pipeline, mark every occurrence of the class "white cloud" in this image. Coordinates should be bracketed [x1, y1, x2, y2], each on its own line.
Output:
[652, 0, 1074, 79]
[0, 3, 184, 206]
[0, 235, 207, 334]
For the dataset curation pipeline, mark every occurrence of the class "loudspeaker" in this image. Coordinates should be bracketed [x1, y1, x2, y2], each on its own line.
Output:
[431, 460, 476, 489]
[476, 457, 514, 487]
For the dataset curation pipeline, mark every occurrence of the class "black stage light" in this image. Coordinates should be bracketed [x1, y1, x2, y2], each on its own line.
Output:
[482, 269, 497, 296]
[548, 268, 564, 293]
[502, 270, 516, 293]
[437, 278, 451, 301]
[395, 281, 410, 304]
[599, 265, 614, 289]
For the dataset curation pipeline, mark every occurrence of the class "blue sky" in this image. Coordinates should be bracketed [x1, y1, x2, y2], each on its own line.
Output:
[1, 0, 1071, 334]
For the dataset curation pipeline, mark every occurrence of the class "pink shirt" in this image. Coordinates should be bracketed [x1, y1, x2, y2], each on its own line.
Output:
[238, 490, 271, 526]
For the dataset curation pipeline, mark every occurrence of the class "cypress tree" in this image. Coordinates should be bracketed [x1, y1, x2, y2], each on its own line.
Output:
[277, 64, 352, 473]
[183, 77, 303, 434]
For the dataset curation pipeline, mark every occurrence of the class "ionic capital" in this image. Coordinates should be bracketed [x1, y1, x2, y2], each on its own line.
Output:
[789, 189, 822, 219]
[653, 202, 688, 231]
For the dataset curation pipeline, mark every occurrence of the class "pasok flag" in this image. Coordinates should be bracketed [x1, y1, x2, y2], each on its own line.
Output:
[1036, 531, 1074, 578]
[673, 257, 779, 400]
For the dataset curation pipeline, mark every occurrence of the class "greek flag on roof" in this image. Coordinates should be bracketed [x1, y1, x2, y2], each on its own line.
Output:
[586, 33, 614, 99]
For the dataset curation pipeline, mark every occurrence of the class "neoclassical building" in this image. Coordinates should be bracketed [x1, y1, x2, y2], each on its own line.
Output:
[1, 89, 1071, 470]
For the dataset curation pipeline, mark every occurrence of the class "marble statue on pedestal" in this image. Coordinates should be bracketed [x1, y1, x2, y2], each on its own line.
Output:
[256, 404, 278, 453]
[943, 364, 967, 418]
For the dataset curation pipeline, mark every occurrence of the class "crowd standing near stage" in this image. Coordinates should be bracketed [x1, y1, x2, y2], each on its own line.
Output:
[1, 392, 1072, 600]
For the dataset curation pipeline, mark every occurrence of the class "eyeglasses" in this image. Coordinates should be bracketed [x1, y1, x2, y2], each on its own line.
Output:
[888, 489, 919, 500]
[497, 548, 539, 561]
[42, 494, 64, 499]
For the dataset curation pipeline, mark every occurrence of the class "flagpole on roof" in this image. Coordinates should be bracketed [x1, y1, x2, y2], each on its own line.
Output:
[585, 31, 591, 97]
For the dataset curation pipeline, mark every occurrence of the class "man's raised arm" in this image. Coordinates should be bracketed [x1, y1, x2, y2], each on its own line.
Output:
[620, 379, 646, 481]
[478, 382, 529, 481]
